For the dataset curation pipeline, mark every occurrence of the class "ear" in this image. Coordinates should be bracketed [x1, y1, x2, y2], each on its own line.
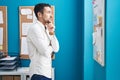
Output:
[37, 12, 42, 18]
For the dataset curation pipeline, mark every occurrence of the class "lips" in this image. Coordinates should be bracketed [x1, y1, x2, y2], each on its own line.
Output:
[50, 27, 53, 29]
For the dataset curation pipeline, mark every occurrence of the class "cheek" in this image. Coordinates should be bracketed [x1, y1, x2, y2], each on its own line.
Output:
[44, 14, 49, 18]
[43, 14, 51, 20]
[46, 13, 51, 17]
[46, 15, 50, 18]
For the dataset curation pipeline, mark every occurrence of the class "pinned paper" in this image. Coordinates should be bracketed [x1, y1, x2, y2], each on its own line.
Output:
[21, 8, 32, 15]
[21, 37, 28, 54]
[0, 27, 3, 45]
[0, 11, 3, 24]
[22, 23, 32, 35]
[27, 14, 33, 19]
[0, 45, 3, 50]
[92, 32, 96, 45]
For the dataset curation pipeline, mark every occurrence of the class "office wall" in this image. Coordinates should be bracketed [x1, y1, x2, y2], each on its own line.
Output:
[84, 0, 94, 80]
[84, 0, 120, 80]
[0, 0, 83, 80]
[84, 0, 106, 80]
[106, 0, 120, 80]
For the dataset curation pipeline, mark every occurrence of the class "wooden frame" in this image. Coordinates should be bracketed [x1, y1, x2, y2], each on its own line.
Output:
[0, 6, 8, 55]
[19, 6, 34, 59]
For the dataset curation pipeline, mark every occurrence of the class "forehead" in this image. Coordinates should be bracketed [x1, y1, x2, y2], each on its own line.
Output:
[43, 7, 52, 12]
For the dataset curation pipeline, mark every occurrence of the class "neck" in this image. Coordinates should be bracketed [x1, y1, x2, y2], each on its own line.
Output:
[38, 18, 46, 26]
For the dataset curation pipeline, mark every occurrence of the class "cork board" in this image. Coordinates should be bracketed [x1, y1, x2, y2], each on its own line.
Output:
[92, 0, 105, 66]
[0, 6, 8, 55]
[19, 6, 34, 59]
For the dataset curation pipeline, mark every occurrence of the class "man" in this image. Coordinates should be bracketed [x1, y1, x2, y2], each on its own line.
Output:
[27, 3, 59, 80]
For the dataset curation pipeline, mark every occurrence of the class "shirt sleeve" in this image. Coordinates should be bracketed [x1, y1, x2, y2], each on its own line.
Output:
[29, 26, 54, 57]
[45, 28, 59, 53]
[50, 35, 59, 53]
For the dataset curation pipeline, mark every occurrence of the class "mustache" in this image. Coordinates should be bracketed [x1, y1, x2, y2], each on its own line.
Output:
[46, 20, 52, 24]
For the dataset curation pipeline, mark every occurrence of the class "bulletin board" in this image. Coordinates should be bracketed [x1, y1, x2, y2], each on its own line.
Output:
[0, 6, 8, 54]
[19, 6, 34, 59]
[92, 0, 105, 66]
[19, 6, 55, 59]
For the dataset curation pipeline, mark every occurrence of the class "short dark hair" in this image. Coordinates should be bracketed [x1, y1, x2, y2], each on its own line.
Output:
[34, 3, 51, 18]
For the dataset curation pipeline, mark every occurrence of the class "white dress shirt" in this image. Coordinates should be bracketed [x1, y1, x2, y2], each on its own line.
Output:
[27, 20, 59, 78]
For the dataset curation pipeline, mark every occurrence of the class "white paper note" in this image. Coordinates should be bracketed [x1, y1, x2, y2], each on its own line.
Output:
[0, 11, 4, 24]
[21, 9, 32, 15]
[0, 45, 3, 50]
[22, 23, 32, 35]
[92, 32, 96, 45]
[21, 37, 28, 55]
[27, 14, 33, 19]
[0, 27, 3, 45]
[0, 56, 17, 61]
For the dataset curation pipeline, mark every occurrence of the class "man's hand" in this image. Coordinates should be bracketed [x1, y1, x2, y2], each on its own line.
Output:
[46, 22, 55, 35]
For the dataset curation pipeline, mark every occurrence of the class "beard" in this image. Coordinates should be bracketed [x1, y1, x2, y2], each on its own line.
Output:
[45, 19, 52, 24]
[43, 17, 52, 24]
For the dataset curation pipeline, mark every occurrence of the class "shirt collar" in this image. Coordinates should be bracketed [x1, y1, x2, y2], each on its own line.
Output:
[36, 20, 46, 31]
